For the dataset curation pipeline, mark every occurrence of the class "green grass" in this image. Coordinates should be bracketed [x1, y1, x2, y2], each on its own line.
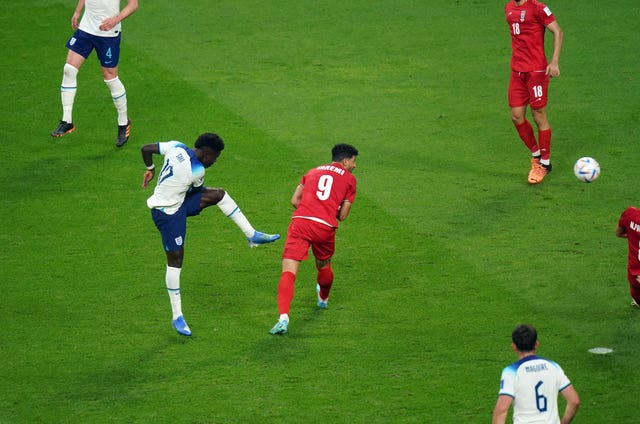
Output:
[1, 0, 639, 422]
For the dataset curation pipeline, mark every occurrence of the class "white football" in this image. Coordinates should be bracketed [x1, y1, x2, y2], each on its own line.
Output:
[574, 157, 600, 183]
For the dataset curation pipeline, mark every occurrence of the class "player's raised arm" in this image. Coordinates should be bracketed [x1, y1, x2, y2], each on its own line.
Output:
[141, 143, 159, 188]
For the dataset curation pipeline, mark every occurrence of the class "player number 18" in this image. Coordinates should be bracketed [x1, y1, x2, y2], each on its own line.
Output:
[511, 23, 521, 35]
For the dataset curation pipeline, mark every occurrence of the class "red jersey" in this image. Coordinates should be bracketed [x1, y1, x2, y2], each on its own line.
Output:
[619, 207, 640, 275]
[292, 163, 357, 228]
[505, 0, 556, 72]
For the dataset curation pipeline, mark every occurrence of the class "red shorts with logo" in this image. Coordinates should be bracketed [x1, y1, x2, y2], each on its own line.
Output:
[508, 70, 549, 109]
[282, 218, 336, 262]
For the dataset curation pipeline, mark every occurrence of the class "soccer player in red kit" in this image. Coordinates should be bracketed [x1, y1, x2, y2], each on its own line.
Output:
[505, 0, 563, 184]
[616, 206, 640, 307]
[269, 143, 358, 335]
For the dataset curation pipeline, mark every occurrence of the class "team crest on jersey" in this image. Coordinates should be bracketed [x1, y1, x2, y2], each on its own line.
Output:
[69, 37, 77, 46]
[175, 236, 183, 246]
[520, 11, 526, 22]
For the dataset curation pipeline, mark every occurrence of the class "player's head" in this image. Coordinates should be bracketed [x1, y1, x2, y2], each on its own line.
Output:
[332, 143, 359, 172]
[512, 324, 538, 353]
[195, 133, 225, 168]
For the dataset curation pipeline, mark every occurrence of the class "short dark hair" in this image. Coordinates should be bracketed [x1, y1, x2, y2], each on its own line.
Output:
[332, 143, 358, 162]
[512, 324, 538, 352]
[195, 133, 225, 152]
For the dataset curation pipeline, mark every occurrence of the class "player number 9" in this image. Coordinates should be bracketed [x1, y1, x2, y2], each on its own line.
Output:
[316, 175, 334, 201]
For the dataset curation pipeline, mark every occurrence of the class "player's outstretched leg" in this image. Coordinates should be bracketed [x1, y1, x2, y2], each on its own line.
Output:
[172, 315, 192, 336]
[248, 231, 280, 248]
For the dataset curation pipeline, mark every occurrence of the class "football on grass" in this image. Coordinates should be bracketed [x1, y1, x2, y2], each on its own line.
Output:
[574, 157, 600, 183]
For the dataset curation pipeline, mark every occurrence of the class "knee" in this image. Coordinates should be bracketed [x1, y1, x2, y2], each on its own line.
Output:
[316, 259, 331, 270]
[166, 251, 183, 268]
[63, 63, 79, 79]
[201, 187, 226, 206]
[511, 113, 524, 125]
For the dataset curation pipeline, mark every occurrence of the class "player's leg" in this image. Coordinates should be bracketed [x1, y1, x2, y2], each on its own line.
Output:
[529, 73, 552, 168]
[151, 207, 191, 336]
[270, 222, 307, 335]
[511, 107, 539, 155]
[630, 275, 640, 308]
[509, 71, 539, 155]
[200, 187, 280, 247]
[97, 34, 130, 147]
[52, 33, 89, 137]
[270, 259, 301, 335]
[531, 107, 551, 162]
[315, 259, 333, 309]
[312, 226, 337, 308]
[165, 249, 191, 336]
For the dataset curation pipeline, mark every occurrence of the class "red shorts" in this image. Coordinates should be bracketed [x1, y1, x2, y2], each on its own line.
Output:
[508, 70, 549, 109]
[282, 218, 336, 262]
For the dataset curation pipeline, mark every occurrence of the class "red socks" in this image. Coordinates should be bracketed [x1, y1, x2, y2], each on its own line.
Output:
[317, 266, 334, 300]
[276, 266, 334, 314]
[277, 271, 296, 315]
[538, 128, 551, 162]
[514, 120, 538, 153]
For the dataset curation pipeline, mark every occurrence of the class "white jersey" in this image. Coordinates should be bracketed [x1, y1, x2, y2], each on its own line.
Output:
[498, 355, 571, 424]
[146, 141, 205, 215]
[79, 0, 122, 37]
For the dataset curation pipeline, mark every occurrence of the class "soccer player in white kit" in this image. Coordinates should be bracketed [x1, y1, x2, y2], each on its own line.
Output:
[492, 324, 580, 424]
[141, 133, 280, 336]
[52, 0, 138, 147]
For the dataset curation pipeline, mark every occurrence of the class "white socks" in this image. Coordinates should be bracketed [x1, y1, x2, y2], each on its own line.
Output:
[216, 192, 256, 238]
[166, 266, 183, 320]
[60, 63, 78, 123]
[104, 76, 128, 125]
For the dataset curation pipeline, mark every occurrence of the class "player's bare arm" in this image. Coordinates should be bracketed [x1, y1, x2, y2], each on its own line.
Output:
[559, 385, 580, 424]
[99, 0, 139, 32]
[291, 184, 303, 208]
[615, 225, 628, 238]
[141, 143, 159, 188]
[491, 395, 512, 424]
[546, 21, 563, 77]
[71, 0, 85, 29]
[337, 200, 352, 221]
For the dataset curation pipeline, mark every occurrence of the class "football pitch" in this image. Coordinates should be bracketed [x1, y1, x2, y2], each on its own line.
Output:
[2, 0, 639, 422]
